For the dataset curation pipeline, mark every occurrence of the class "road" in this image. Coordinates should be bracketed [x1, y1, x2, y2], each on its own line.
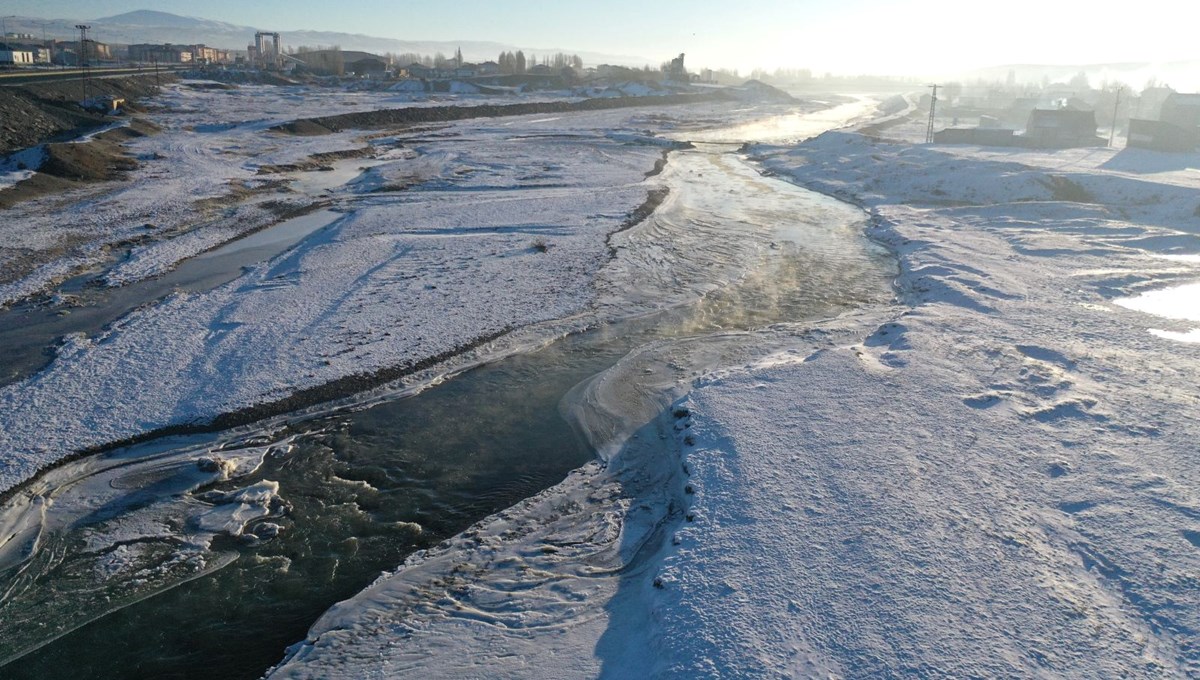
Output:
[0, 65, 187, 86]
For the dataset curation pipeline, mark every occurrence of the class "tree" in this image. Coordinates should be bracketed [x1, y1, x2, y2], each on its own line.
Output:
[330, 45, 344, 76]
[454, 46, 463, 67]
[515, 50, 526, 74]
[1068, 70, 1091, 92]
[943, 81, 962, 108]
[498, 51, 517, 74]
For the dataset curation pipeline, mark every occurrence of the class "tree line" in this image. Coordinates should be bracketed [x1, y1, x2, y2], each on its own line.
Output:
[288, 46, 581, 72]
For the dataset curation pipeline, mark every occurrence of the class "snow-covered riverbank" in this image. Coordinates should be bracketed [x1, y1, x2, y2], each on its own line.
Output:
[270, 133, 1200, 677]
[0, 83, 835, 496]
[645, 135, 1200, 676]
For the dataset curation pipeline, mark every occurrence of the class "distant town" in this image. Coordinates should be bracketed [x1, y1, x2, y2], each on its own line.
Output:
[0, 25, 704, 87]
[2, 18, 1198, 154]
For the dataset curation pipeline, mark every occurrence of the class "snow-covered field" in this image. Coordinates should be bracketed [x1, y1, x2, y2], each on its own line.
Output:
[0, 82, 607, 307]
[0, 83, 826, 495]
[269, 133, 1200, 676]
[9, 77, 1198, 676]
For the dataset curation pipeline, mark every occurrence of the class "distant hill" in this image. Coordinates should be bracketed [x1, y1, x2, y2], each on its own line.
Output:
[3, 10, 653, 67]
[95, 10, 243, 31]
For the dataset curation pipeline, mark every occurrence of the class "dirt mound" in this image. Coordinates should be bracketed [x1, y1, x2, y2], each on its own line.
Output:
[0, 172, 74, 209]
[271, 119, 334, 136]
[733, 80, 798, 103]
[21, 74, 172, 105]
[271, 92, 732, 135]
[40, 139, 138, 181]
[97, 119, 162, 142]
[0, 89, 97, 156]
[182, 81, 237, 90]
[0, 75, 171, 156]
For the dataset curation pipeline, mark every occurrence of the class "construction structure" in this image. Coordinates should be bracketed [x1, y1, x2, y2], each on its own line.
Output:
[249, 31, 282, 70]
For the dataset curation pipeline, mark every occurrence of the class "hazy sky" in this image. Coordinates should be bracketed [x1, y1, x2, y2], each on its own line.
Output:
[7, 1, 1198, 75]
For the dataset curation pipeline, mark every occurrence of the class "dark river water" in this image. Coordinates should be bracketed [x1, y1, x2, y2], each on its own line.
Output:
[0, 104, 894, 680]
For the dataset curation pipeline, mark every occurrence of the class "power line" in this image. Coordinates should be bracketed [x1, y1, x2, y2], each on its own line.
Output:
[1109, 87, 1122, 147]
[925, 84, 939, 144]
[75, 24, 90, 103]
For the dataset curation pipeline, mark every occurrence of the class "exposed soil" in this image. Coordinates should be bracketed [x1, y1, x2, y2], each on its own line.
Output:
[272, 119, 335, 136]
[256, 146, 377, 174]
[0, 75, 174, 156]
[0, 88, 98, 156]
[0, 118, 161, 209]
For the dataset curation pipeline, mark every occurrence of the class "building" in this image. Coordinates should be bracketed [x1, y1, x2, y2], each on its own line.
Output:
[406, 62, 435, 79]
[292, 49, 384, 76]
[1127, 93, 1200, 152]
[1023, 109, 1103, 148]
[128, 44, 193, 64]
[1160, 93, 1200, 130]
[54, 39, 113, 64]
[189, 45, 230, 65]
[1136, 87, 1176, 121]
[0, 46, 34, 65]
[1127, 119, 1198, 152]
[347, 56, 387, 77]
[4, 42, 50, 63]
[347, 57, 389, 77]
[666, 53, 687, 81]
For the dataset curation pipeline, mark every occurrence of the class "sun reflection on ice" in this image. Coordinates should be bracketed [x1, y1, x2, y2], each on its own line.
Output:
[1115, 280, 1200, 343]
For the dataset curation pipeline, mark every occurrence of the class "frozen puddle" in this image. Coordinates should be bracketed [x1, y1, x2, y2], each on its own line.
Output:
[1115, 280, 1200, 343]
[287, 157, 389, 196]
[0, 209, 343, 387]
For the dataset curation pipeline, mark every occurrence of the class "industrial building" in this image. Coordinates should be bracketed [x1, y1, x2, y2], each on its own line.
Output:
[0, 45, 34, 65]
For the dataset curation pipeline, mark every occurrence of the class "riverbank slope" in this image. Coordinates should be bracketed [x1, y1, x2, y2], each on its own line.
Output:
[271, 131, 1200, 677]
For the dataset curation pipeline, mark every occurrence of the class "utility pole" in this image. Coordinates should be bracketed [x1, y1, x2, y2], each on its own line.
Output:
[75, 24, 91, 103]
[925, 83, 939, 144]
[1109, 87, 1123, 147]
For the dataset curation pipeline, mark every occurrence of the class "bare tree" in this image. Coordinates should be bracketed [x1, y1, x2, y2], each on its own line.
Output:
[330, 45, 344, 76]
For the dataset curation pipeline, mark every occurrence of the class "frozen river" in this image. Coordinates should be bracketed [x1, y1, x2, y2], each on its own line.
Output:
[0, 100, 893, 678]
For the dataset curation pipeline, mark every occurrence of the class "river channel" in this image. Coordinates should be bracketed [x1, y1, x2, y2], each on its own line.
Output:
[0, 100, 894, 679]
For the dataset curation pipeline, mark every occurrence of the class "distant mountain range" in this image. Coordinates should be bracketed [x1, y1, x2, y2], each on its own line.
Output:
[3, 10, 653, 67]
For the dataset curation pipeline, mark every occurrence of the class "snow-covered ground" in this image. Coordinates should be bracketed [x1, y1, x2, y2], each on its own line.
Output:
[0, 83, 827, 495]
[269, 133, 1200, 675]
[0, 82, 601, 307]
